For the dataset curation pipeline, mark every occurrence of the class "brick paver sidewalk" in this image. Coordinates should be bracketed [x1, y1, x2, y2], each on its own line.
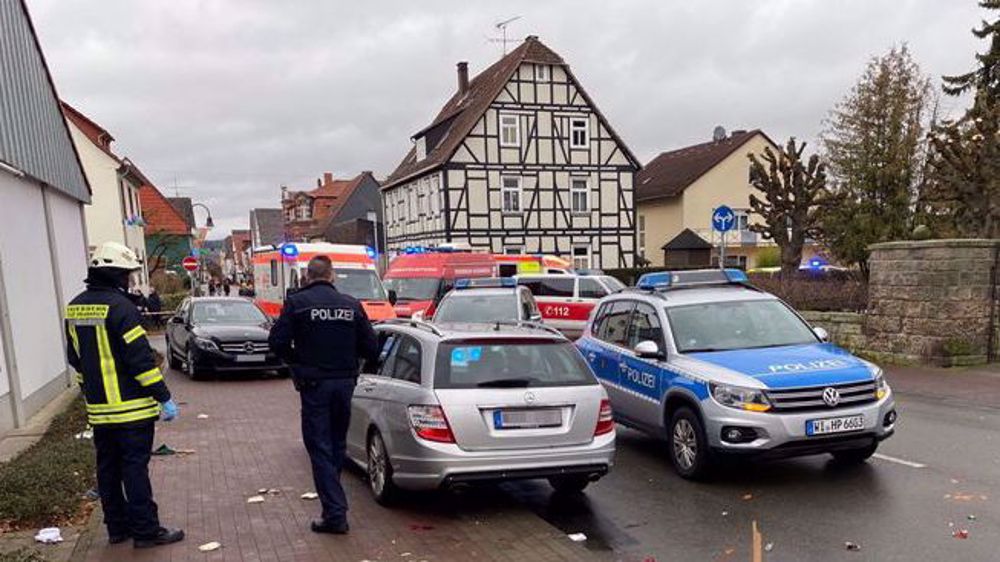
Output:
[72, 336, 605, 562]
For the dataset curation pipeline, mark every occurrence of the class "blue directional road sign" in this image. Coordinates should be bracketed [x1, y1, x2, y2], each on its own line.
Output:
[712, 205, 736, 233]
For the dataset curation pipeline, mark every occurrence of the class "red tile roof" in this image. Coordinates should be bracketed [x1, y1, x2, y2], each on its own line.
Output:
[60, 101, 119, 161]
[384, 35, 638, 188]
[140, 184, 192, 236]
[636, 130, 774, 202]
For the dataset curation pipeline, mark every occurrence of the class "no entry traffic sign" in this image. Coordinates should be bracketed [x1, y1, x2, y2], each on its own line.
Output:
[182, 256, 199, 272]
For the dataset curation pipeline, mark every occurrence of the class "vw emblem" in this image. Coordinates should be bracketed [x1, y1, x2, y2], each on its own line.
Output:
[524, 391, 536, 405]
[244, 342, 255, 354]
[822, 387, 841, 407]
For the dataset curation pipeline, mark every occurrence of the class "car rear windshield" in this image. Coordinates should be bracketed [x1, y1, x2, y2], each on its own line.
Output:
[433, 292, 517, 323]
[435, 341, 596, 389]
[334, 269, 387, 301]
[384, 277, 440, 301]
[666, 299, 818, 353]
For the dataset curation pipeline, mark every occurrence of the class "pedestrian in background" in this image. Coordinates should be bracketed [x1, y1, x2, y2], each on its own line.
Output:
[208, 280, 217, 296]
[64, 242, 184, 548]
[268, 255, 378, 534]
[147, 288, 162, 328]
[223, 279, 231, 296]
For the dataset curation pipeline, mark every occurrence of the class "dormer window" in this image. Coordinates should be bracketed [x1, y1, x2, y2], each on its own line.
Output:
[297, 200, 311, 220]
[415, 136, 427, 160]
[500, 113, 520, 147]
[536, 64, 550, 82]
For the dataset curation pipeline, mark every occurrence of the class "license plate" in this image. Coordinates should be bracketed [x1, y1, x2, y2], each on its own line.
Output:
[493, 408, 562, 429]
[806, 414, 865, 436]
[235, 354, 266, 363]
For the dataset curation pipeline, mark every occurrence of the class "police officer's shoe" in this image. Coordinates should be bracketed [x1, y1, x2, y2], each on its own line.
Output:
[108, 534, 130, 545]
[311, 520, 349, 534]
[134, 527, 185, 548]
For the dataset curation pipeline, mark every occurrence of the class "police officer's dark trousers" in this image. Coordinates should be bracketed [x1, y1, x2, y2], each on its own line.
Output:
[298, 377, 356, 524]
[93, 421, 160, 539]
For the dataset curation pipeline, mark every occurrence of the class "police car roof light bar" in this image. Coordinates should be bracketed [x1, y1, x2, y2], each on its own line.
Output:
[454, 277, 516, 289]
[636, 269, 751, 291]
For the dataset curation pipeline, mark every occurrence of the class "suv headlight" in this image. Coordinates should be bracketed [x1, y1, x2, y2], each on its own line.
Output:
[193, 337, 218, 351]
[870, 365, 889, 399]
[710, 383, 772, 412]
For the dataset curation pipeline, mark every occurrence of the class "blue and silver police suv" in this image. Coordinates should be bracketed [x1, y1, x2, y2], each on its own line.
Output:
[576, 269, 896, 479]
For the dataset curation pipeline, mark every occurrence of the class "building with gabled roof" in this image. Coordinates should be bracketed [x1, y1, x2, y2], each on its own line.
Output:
[250, 208, 284, 248]
[139, 182, 193, 277]
[635, 128, 820, 269]
[0, 0, 92, 437]
[281, 171, 380, 243]
[382, 35, 640, 269]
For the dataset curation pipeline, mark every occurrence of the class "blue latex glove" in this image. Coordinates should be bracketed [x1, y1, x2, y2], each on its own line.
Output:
[160, 399, 178, 421]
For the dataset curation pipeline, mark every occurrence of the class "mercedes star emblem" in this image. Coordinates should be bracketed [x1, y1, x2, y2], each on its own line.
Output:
[524, 391, 536, 405]
[822, 387, 841, 407]
[244, 342, 255, 354]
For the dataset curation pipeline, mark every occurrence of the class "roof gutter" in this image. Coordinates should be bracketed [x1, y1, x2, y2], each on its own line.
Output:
[0, 159, 26, 179]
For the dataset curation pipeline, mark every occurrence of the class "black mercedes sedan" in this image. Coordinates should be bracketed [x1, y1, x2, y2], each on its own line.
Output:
[165, 297, 286, 379]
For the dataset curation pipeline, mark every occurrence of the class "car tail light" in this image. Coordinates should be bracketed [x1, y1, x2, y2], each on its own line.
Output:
[594, 399, 614, 436]
[407, 405, 455, 443]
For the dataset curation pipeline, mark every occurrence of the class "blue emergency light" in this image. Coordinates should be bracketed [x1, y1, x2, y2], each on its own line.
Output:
[637, 269, 749, 291]
[454, 277, 516, 289]
[365, 246, 377, 259]
[280, 243, 299, 258]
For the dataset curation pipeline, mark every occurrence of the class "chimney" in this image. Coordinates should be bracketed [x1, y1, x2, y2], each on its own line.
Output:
[457, 61, 469, 95]
[323, 172, 333, 186]
[281, 185, 288, 200]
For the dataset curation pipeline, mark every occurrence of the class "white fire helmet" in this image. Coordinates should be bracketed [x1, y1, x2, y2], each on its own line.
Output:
[89, 241, 142, 271]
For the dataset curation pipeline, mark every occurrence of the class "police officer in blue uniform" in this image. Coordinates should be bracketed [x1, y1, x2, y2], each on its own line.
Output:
[269, 255, 378, 534]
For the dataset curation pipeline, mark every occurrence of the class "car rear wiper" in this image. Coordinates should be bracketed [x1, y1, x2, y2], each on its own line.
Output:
[476, 378, 534, 388]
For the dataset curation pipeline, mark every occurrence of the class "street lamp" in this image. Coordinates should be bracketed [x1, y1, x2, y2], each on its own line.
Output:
[192, 203, 214, 289]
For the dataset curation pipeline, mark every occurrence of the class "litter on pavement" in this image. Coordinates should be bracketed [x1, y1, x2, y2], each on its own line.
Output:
[34, 527, 62, 544]
[199, 541, 222, 552]
[196, 413, 210, 419]
[953, 529, 970, 539]
[74, 428, 93, 440]
[152, 444, 176, 456]
[568, 533, 587, 542]
[764, 542, 774, 552]
[845, 541, 861, 551]
[301, 492, 319, 500]
[247, 495, 265, 504]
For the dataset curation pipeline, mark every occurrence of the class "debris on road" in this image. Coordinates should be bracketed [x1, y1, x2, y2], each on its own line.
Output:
[247, 495, 265, 504]
[953, 529, 969, 539]
[83, 488, 99, 501]
[196, 413, 210, 419]
[257, 488, 268, 494]
[74, 428, 93, 440]
[721, 510, 729, 517]
[567, 532, 587, 542]
[967, 514, 977, 521]
[301, 492, 319, 500]
[764, 542, 774, 552]
[34, 527, 62, 544]
[152, 444, 176, 456]
[199, 541, 222, 552]
[266, 488, 281, 495]
[844, 541, 861, 551]
[742, 493, 753, 501]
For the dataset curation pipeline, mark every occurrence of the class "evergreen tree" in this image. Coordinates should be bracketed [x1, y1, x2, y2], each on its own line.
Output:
[820, 46, 932, 275]
[926, 0, 1000, 238]
[747, 138, 831, 278]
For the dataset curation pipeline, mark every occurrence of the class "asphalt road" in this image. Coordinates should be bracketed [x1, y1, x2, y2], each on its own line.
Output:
[496, 366, 1000, 561]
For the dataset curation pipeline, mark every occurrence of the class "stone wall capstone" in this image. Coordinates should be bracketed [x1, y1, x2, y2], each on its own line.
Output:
[865, 239, 1000, 366]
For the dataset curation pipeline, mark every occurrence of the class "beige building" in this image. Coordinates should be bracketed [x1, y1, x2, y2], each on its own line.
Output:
[62, 102, 148, 288]
[636, 129, 822, 269]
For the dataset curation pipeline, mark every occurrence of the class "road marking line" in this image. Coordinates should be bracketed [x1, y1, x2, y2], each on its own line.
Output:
[873, 453, 927, 468]
[751, 520, 762, 562]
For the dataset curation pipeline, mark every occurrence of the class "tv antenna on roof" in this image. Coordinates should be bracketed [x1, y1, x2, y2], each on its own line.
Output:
[488, 16, 522, 55]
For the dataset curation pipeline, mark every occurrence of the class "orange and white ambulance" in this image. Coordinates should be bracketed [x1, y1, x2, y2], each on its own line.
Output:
[494, 254, 573, 277]
[252, 243, 397, 322]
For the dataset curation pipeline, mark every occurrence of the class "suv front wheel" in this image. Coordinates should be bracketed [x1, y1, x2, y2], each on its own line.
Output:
[669, 407, 711, 479]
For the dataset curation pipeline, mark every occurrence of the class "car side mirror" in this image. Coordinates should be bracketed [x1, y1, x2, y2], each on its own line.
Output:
[412, 310, 426, 322]
[529, 313, 543, 322]
[813, 326, 830, 342]
[388, 289, 398, 306]
[635, 340, 663, 360]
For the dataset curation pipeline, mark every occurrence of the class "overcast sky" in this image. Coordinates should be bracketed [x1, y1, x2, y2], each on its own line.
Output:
[28, 0, 986, 238]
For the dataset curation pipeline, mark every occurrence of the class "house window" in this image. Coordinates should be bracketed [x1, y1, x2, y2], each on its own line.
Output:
[638, 214, 646, 257]
[570, 178, 589, 213]
[572, 245, 591, 270]
[570, 118, 589, 148]
[735, 210, 750, 232]
[504, 246, 524, 255]
[415, 136, 427, 160]
[536, 64, 550, 82]
[297, 200, 311, 220]
[501, 176, 522, 213]
[500, 113, 520, 147]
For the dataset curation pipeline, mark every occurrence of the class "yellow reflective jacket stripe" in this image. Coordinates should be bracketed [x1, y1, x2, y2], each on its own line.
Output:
[122, 325, 146, 344]
[68, 326, 80, 355]
[66, 304, 109, 319]
[135, 368, 163, 387]
[95, 326, 122, 404]
[86, 396, 158, 414]
[88, 405, 160, 425]
[73, 371, 84, 384]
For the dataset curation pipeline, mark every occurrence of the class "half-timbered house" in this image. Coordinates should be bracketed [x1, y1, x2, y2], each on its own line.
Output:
[381, 36, 640, 269]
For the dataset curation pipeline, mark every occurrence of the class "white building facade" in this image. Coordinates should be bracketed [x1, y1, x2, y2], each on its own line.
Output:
[382, 36, 640, 269]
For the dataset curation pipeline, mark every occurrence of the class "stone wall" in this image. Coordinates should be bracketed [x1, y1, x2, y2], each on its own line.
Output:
[865, 239, 1000, 367]
[799, 311, 865, 353]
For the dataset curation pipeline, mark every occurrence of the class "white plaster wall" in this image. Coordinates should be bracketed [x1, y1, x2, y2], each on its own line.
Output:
[0, 173, 68, 398]
[0, 319, 9, 396]
[67, 120, 124, 249]
[47, 190, 88, 306]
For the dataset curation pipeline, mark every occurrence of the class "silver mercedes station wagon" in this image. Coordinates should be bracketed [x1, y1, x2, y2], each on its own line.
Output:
[346, 319, 615, 504]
